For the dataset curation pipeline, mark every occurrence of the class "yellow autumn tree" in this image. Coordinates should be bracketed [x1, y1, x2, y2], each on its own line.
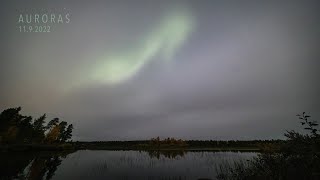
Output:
[45, 125, 60, 143]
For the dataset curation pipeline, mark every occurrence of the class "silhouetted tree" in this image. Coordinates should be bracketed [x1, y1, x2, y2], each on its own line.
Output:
[0, 107, 22, 131]
[13, 116, 33, 143]
[63, 124, 73, 142]
[32, 114, 47, 143]
[46, 118, 59, 131]
[0, 107, 22, 143]
[57, 121, 67, 142]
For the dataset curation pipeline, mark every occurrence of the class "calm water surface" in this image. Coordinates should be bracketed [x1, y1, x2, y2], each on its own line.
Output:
[1, 150, 256, 180]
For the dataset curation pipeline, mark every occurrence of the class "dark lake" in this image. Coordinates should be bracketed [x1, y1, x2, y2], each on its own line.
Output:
[1, 150, 257, 180]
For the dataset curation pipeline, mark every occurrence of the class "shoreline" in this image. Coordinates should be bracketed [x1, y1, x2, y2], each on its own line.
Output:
[0, 144, 260, 152]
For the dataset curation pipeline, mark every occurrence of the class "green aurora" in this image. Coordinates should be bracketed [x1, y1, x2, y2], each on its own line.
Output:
[90, 8, 194, 84]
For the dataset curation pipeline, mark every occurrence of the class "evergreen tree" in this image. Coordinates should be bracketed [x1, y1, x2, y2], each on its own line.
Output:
[46, 118, 59, 131]
[58, 121, 67, 142]
[32, 114, 46, 143]
[63, 124, 73, 142]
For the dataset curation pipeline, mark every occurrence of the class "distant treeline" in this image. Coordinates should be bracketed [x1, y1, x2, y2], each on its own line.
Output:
[187, 139, 283, 148]
[73, 138, 283, 150]
[0, 107, 73, 144]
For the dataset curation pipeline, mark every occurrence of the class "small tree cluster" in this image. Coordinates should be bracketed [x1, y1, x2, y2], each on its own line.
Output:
[45, 119, 73, 143]
[150, 137, 187, 146]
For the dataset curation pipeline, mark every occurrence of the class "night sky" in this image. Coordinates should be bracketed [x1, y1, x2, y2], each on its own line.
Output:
[1, 0, 319, 140]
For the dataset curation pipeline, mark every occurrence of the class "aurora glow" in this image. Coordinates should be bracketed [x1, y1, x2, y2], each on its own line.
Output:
[91, 8, 194, 84]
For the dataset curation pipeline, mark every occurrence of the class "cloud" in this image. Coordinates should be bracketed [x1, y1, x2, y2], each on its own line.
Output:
[1, 0, 319, 140]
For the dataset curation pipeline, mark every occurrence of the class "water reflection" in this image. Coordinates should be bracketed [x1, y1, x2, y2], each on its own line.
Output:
[146, 150, 186, 159]
[0, 150, 256, 180]
[0, 151, 73, 180]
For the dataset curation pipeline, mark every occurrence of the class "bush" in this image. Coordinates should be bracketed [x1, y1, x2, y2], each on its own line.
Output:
[217, 112, 320, 180]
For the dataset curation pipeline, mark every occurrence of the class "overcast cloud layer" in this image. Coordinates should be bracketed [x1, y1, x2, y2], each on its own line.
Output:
[1, 0, 319, 140]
